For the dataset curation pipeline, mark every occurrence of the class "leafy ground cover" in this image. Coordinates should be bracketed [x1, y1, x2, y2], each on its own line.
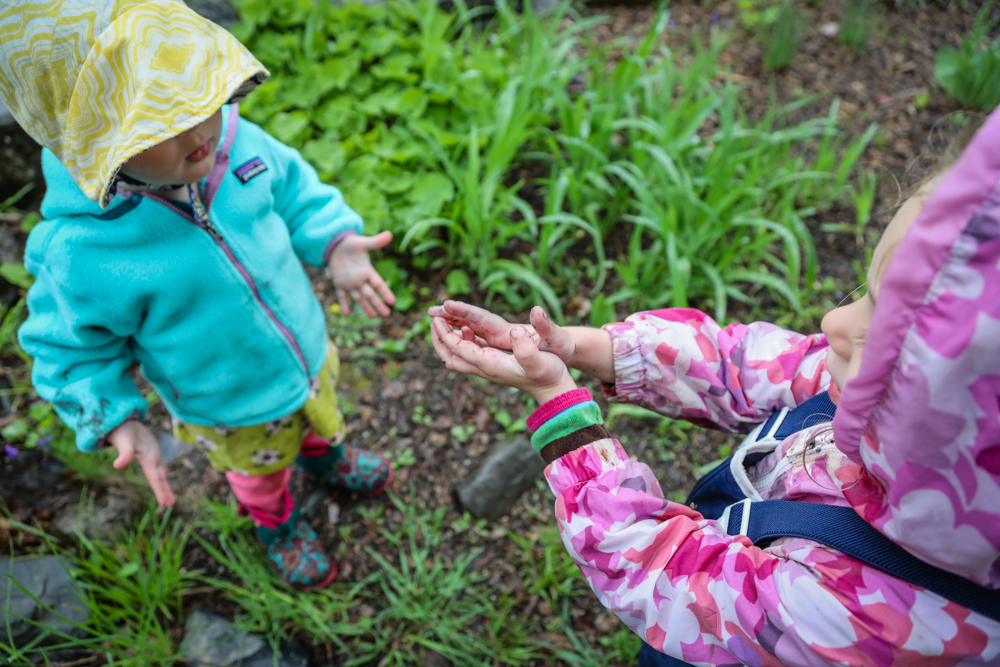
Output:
[0, 0, 989, 665]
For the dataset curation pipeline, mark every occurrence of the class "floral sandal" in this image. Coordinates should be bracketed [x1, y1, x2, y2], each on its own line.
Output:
[297, 434, 394, 496]
[242, 495, 337, 591]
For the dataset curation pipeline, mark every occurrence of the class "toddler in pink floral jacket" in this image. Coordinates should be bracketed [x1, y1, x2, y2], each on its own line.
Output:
[428, 109, 1000, 666]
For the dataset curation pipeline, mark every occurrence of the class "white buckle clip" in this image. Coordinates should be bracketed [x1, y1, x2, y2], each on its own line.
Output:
[719, 498, 753, 537]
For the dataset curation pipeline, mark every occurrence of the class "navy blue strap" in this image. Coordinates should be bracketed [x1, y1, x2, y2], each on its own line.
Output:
[755, 390, 837, 443]
[727, 499, 1000, 622]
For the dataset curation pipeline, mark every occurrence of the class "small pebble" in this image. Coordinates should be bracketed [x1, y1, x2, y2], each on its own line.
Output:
[819, 22, 840, 38]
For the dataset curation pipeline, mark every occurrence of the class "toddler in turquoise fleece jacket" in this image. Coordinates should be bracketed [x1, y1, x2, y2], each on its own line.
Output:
[3, 0, 395, 590]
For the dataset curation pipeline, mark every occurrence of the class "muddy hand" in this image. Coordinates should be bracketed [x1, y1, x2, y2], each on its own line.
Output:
[108, 420, 176, 507]
[429, 317, 576, 404]
[427, 301, 576, 363]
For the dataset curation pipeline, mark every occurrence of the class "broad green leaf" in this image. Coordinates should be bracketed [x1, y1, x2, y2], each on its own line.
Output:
[315, 94, 364, 135]
[446, 269, 471, 296]
[1, 419, 29, 440]
[372, 53, 418, 83]
[373, 161, 415, 195]
[404, 172, 455, 222]
[0, 263, 34, 289]
[302, 135, 347, 178]
[264, 111, 311, 147]
[396, 87, 429, 118]
[349, 73, 375, 97]
[317, 52, 362, 92]
[341, 154, 381, 187]
[360, 26, 397, 59]
[358, 84, 403, 117]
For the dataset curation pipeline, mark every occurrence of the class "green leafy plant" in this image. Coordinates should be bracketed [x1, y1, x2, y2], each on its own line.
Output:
[363, 492, 540, 666]
[544, 18, 873, 320]
[934, 2, 1000, 111]
[841, 0, 874, 56]
[196, 500, 372, 660]
[762, 3, 802, 71]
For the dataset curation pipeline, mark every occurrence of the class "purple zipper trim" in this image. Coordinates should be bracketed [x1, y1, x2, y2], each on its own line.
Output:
[138, 191, 311, 375]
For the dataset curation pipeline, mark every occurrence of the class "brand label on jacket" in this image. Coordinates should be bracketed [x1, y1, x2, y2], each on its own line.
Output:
[233, 156, 267, 184]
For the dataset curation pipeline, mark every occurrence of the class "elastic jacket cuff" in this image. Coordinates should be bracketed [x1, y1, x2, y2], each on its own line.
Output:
[529, 390, 609, 464]
[321, 230, 359, 265]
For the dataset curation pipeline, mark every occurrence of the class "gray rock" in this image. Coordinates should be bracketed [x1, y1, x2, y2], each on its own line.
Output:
[455, 436, 545, 521]
[184, 0, 239, 29]
[0, 556, 90, 647]
[49, 490, 141, 543]
[300, 489, 327, 521]
[156, 429, 193, 464]
[0, 100, 14, 128]
[180, 608, 308, 667]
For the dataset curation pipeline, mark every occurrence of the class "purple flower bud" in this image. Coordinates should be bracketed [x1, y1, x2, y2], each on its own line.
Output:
[37, 436, 52, 450]
[710, 11, 719, 23]
[668, 17, 677, 27]
[4, 444, 18, 460]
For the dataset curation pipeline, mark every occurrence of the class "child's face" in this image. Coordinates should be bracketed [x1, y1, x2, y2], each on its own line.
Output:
[119, 110, 223, 186]
[821, 182, 938, 402]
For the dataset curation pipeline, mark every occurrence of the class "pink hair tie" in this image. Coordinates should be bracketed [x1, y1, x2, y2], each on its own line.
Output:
[527, 387, 593, 432]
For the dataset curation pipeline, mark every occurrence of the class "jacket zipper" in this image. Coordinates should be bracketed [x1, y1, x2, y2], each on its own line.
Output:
[138, 192, 311, 375]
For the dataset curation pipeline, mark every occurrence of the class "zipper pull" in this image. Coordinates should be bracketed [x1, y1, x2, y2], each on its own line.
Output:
[202, 218, 225, 244]
[188, 183, 224, 243]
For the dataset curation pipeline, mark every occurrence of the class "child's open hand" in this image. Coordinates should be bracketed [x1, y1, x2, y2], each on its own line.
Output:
[430, 316, 577, 404]
[327, 231, 396, 317]
[427, 301, 576, 364]
[107, 420, 176, 507]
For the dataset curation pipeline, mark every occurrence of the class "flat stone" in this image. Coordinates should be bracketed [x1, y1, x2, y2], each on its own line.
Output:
[181, 608, 307, 667]
[49, 490, 141, 542]
[455, 436, 545, 521]
[0, 556, 90, 647]
[156, 429, 192, 464]
[184, 0, 239, 29]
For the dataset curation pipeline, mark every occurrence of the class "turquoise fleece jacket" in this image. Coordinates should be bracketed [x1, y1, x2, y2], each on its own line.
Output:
[19, 106, 363, 452]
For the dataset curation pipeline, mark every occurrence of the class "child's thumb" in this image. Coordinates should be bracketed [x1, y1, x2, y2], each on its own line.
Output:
[511, 326, 543, 376]
[112, 447, 134, 470]
[363, 231, 393, 250]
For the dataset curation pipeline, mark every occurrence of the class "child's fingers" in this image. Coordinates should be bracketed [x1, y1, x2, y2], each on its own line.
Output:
[371, 274, 396, 307]
[510, 327, 546, 378]
[360, 283, 390, 317]
[336, 287, 352, 315]
[139, 459, 176, 507]
[431, 319, 485, 376]
[351, 288, 377, 317]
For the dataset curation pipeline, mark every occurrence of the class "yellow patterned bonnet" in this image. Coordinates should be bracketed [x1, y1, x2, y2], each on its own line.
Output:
[0, 0, 269, 207]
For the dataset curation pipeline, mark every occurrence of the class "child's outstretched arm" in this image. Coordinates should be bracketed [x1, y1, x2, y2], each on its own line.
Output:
[429, 316, 979, 666]
[431, 302, 831, 433]
[250, 119, 395, 316]
[20, 229, 175, 505]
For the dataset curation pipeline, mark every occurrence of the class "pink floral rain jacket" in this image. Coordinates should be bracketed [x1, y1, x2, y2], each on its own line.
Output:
[534, 109, 1000, 665]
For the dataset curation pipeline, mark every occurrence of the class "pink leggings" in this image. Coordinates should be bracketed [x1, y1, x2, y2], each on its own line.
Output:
[226, 468, 291, 528]
[224, 433, 332, 528]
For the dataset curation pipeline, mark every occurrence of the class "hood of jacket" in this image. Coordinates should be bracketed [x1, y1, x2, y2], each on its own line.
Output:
[0, 0, 267, 208]
[834, 108, 1000, 588]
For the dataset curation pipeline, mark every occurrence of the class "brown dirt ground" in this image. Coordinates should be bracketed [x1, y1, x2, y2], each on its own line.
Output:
[0, 1, 991, 664]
